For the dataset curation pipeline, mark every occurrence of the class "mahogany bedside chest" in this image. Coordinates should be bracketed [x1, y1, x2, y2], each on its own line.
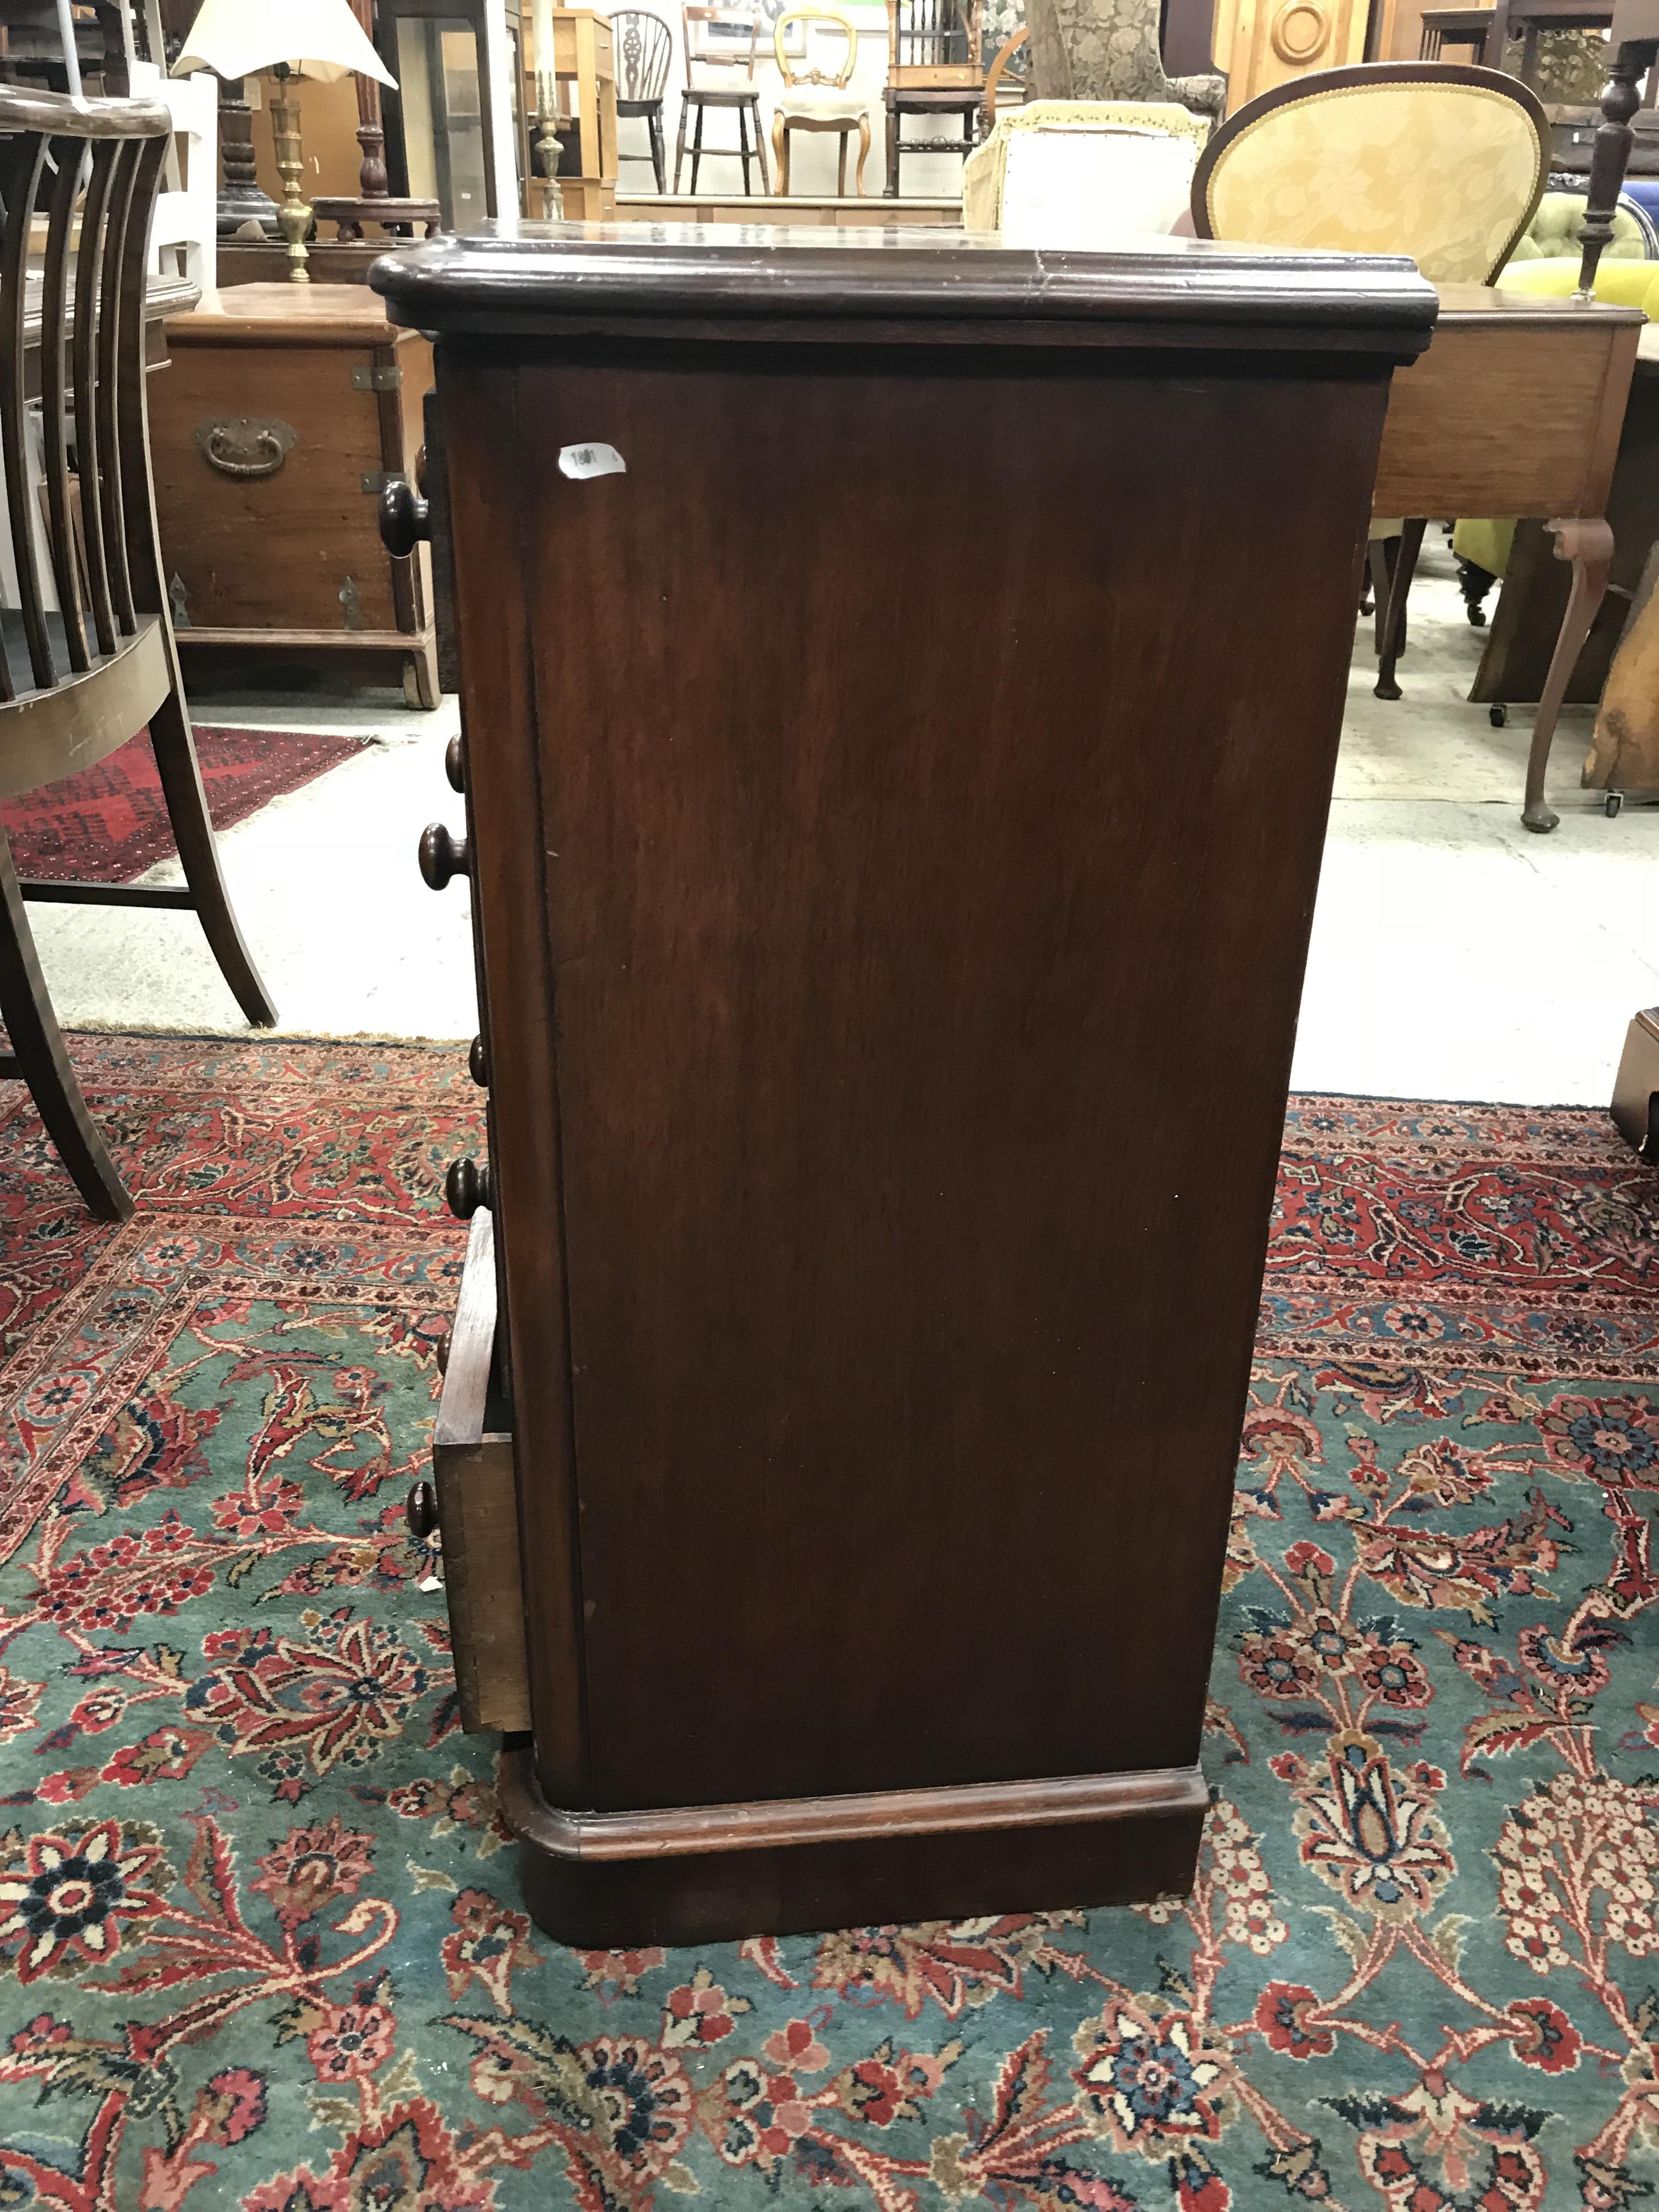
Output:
[374, 225, 1437, 1947]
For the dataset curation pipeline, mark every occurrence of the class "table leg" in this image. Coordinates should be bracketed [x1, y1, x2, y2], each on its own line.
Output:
[1524, 516, 1614, 833]
[1374, 518, 1425, 700]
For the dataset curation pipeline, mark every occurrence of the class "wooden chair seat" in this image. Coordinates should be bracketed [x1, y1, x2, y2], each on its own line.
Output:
[0, 614, 168, 799]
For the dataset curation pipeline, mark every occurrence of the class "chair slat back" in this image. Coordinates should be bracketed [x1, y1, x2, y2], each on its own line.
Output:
[614, 9, 674, 101]
[889, 0, 980, 71]
[0, 89, 171, 705]
[683, 5, 761, 84]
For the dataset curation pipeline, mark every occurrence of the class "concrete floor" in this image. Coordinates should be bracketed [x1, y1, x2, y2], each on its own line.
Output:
[21, 538, 1659, 1104]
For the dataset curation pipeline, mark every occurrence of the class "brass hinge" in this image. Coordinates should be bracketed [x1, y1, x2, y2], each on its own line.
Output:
[351, 364, 403, 392]
[362, 469, 407, 495]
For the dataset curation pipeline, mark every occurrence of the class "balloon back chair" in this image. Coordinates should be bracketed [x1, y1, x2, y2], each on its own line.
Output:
[1192, 63, 1550, 707]
[0, 87, 275, 1220]
[772, 7, 873, 195]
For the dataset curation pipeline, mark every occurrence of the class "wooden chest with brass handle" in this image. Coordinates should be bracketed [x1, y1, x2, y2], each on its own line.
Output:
[149, 283, 439, 709]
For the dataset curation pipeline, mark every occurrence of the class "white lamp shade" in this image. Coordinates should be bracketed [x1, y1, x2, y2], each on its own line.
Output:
[172, 0, 396, 87]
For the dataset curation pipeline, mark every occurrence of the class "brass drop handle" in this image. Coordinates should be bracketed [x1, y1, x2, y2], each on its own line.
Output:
[419, 822, 469, 889]
[381, 477, 431, 557]
[200, 422, 291, 479]
[446, 1156, 492, 1218]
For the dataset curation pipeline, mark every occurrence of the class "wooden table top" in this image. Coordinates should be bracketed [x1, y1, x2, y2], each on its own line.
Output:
[1433, 280, 1646, 328]
[164, 283, 403, 347]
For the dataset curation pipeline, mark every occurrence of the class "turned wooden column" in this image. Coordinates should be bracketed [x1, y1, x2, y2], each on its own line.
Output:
[213, 72, 279, 237]
[1578, 1, 1659, 296]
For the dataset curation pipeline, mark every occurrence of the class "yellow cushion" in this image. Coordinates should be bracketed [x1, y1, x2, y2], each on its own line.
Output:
[1496, 252, 1659, 311]
[1200, 78, 1545, 283]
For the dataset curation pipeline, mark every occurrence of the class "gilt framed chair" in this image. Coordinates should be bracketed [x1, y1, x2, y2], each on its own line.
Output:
[884, 0, 984, 198]
[772, 6, 871, 195]
[613, 8, 674, 192]
[1192, 62, 1550, 703]
[675, 5, 771, 195]
[0, 87, 275, 1221]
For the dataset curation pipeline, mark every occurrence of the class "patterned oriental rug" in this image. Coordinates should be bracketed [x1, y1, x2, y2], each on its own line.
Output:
[0, 726, 366, 883]
[0, 1043, 1658, 2210]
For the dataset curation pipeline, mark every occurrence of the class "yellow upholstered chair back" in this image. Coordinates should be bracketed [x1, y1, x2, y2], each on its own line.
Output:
[1190, 64, 1550, 284]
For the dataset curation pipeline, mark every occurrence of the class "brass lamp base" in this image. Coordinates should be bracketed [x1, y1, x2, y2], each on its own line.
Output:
[269, 69, 313, 284]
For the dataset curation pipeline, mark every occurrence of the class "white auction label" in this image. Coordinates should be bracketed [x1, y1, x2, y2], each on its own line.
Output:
[558, 442, 627, 481]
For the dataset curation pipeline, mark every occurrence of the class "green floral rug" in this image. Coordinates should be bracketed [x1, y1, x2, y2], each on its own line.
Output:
[1, 1042, 1657, 2210]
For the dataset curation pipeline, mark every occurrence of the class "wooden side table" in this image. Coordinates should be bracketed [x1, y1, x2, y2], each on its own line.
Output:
[149, 285, 439, 709]
[1368, 282, 1642, 831]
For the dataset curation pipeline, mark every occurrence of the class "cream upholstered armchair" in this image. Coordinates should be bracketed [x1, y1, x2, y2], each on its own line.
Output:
[1192, 62, 1549, 703]
[1023, 0, 1224, 123]
[963, 99, 1209, 239]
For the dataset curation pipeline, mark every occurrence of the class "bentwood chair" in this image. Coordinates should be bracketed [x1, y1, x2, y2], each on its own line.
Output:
[884, 0, 983, 198]
[613, 9, 674, 192]
[1192, 62, 1549, 703]
[772, 7, 872, 195]
[0, 87, 275, 1220]
[676, 5, 771, 194]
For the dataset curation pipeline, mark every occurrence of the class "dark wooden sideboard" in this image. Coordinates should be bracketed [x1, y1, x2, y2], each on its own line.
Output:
[373, 226, 1437, 1947]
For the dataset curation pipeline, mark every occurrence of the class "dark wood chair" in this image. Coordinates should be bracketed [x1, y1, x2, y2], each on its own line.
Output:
[675, 5, 771, 195]
[885, 0, 984, 198]
[0, 86, 275, 1221]
[613, 8, 674, 193]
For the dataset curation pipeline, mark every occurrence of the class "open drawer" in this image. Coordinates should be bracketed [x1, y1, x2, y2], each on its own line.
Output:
[433, 1209, 531, 1733]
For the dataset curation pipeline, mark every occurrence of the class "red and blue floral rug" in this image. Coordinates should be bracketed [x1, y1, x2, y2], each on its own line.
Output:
[0, 1041, 1657, 2210]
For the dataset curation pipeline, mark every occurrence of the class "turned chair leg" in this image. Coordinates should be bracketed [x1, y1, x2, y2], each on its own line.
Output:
[1523, 516, 1615, 834]
[837, 127, 848, 195]
[855, 114, 870, 194]
[1374, 517, 1426, 700]
[674, 95, 690, 191]
[773, 111, 788, 195]
[145, 681, 278, 1026]
[690, 99, 706, 193]
[650, 109, 666, 193]
[753, 97, 771, 191]
[0, 827, 132, 1221]
[1366, 540, 1390, 647]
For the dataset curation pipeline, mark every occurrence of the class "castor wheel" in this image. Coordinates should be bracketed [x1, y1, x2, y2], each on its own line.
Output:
[1606, 790, 1624, 818]
[1489, 703, 1508, 728]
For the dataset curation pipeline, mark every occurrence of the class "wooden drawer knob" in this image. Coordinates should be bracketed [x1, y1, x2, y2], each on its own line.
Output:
[407, 1480, 438, 1539]
[380, 477, 431, 558]
[445, 734, 466, 794]
[419, 822, 469, 890]
[469, 1034, 488, 1086]
[446, 1156, 492, 1219]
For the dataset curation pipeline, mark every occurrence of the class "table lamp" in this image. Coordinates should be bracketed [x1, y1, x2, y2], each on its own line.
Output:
[531, 0, 567, 215]
[173, 0, 397, 284]
[1577, 0, 1659, 296]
